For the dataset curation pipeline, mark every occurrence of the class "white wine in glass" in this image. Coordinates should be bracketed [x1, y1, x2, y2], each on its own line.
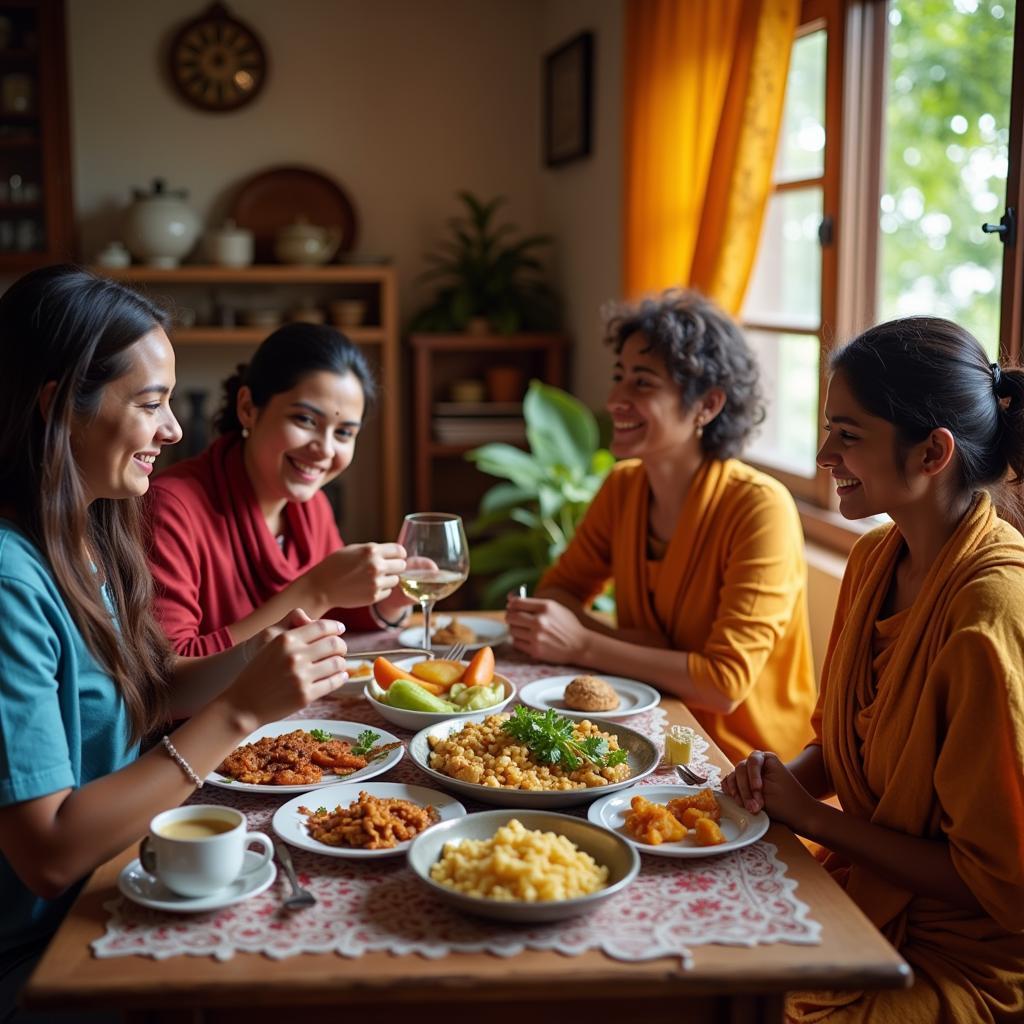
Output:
[396, 513, 469, 650]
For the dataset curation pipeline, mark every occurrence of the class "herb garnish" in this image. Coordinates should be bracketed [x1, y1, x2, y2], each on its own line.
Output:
[500, 707, 629, 772]
[352, 729, 381, 757]
[309, 728, 332, 742]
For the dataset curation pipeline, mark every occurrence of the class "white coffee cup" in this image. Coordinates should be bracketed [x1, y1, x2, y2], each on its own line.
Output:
[140, 805, 273, 898]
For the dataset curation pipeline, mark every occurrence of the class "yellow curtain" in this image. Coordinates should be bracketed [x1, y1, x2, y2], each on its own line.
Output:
[623, 0, 799, 313]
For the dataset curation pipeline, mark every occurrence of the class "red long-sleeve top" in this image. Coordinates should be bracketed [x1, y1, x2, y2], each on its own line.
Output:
[145, 434, 375, 656]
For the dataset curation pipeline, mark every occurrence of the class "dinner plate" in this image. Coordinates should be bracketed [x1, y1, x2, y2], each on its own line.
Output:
[408, 714, 659, 809]
[272, 782, 466, 859]
[397, 616, 509, 653]
[205, 719, 404, 794]
[518, 674, 661, 720]
[117, 850, 277, 913]
[230, 165, 357, 261]
[586, 784, 770, 858]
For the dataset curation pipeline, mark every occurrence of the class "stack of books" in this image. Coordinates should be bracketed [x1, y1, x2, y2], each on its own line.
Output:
[432, 401, 526, 445]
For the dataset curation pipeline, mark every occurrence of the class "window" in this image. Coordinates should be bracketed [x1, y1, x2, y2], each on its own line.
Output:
[742, 0, 1023, 542]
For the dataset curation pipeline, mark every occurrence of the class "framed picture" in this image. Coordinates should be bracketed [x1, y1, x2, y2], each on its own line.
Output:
[544, 31, 593, 167]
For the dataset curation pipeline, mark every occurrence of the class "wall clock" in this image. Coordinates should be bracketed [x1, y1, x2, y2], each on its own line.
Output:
[168, 3, 267, 113]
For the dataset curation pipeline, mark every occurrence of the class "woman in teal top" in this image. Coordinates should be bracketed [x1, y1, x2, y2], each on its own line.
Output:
[0, 266, 351, 1019]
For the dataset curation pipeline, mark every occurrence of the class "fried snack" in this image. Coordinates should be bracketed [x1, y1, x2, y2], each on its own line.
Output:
[347, 661, 372, 680]
[432, 616, 477, 645]
[427, 714, 631, 791]
[667, 788, 722, 823]
[694, 816, 726, 846]
[299, 791, 440, 850]
[625, 795, 686, 845]
[217, 729, 398, 785]
[429, 818, 608, 901]
[563, 675, 620, 712]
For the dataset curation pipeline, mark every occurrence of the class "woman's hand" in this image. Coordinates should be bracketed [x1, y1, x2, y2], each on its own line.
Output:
[314, 543, 407, 608]
[722, 750, 819, 831]
[221, 610, 348, 727]
[506, 596, 589, 664]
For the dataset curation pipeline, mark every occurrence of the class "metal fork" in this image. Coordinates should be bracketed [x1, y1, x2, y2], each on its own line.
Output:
[273, 839, 316, 910]
[675, 763, 710, 787]
[440, 641, 467, 662]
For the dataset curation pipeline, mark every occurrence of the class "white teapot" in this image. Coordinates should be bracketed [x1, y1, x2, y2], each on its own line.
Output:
[274, 218, 341, 265]
[124, 179, 200, 268]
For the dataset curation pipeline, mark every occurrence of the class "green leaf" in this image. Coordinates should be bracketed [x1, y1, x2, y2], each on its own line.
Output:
[479, 481, 535, 514]
[470, 531, 541, 574]
[466, 443, 544, 489]
[481, 566, 541, 608]
[523, 381, 599, 475]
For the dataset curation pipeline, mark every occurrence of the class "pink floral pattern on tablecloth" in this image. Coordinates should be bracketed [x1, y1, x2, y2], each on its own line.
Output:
[92, 638, 819, 964]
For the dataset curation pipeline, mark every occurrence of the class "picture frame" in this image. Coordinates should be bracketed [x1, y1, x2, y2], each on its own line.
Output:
[543, 31, 593, 167]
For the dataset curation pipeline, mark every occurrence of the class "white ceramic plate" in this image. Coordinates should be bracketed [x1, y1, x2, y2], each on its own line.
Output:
[272, 781, 467, 860]
[518, 674, 661, 720]
[408, 714, 660, 809]
[397, 616, 509, 653]
[205, 719, 404, 794]
[117, 850, 277, 913]
[587, 784, 770, 858]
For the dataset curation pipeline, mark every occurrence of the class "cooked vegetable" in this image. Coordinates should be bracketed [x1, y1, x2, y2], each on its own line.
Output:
[450, 682, 504, 711]
[373, 656, 445, 694]
[411, 659, 464, 688]
[460, 646, 495, 687]
[500, 706, 629, 772]
[383, 678, 458, 713]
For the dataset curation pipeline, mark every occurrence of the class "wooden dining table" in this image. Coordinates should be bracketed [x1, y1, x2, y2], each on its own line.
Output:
[22, 625, 911, 1024]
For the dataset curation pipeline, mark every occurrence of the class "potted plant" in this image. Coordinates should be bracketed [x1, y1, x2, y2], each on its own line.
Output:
[409, 192, 561, 335]
[465, 381, 614, 606]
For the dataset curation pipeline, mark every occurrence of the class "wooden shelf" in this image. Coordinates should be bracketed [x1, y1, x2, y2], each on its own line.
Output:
[172, 326, 386, 346]
[92, 264, 393, 285]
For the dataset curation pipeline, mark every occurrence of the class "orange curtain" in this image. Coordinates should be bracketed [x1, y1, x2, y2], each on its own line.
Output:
[623, 0, 799, 313]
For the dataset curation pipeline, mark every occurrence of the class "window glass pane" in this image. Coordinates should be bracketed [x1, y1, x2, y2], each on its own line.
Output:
[774, 30, 827, 182]
[745, 330, 820, 478]
[742, 188, 823, 329]
[878, 0, 1015, 356]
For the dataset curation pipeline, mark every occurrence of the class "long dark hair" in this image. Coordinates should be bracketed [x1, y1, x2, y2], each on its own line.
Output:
[214, 323, 376, 434]
[0, 265, 172, 743]
[604, 289, 765, 459]
[831, 316, 1024, 520]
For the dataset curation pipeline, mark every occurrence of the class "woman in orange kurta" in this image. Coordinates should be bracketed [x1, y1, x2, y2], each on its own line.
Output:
[506, 290, 816, 763]
[725, 317, 1024, 1022]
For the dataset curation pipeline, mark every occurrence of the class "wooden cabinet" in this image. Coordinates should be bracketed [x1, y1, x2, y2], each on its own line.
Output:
[0, 0, 72, 271]
[409, 332, 568, 517]
[93, 265, 402, 540]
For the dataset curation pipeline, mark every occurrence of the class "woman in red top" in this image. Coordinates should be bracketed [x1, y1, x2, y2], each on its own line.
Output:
[146, 324, 411, 656]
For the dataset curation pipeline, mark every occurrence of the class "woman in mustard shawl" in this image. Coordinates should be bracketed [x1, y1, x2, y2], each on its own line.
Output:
[725, 317, 1024, 1022]
[506, 290, 816, 764]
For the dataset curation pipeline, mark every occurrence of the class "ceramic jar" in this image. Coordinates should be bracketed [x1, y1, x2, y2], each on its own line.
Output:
[274, 218, 341, 265]
[96, 240, 132, 269]
[124, 179, 200, 268]
[205, 219, 254, 267]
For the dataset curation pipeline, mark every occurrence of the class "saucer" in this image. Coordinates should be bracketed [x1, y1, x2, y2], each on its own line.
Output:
[117, 850, 277, 913]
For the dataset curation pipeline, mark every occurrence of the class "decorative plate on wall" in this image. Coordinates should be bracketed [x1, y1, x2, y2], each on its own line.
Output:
[230, 166, 358, 262]
[168, 3, 267, 113]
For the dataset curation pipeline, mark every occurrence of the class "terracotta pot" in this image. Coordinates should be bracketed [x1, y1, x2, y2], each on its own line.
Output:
[486, 366, 525, 403]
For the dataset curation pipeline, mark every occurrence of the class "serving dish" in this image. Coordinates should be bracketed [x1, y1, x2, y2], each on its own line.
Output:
[204, 719, 403, 794]
[397, 615, 509, 653]
[587, 784, 770, 858]
[272, 782, 466, 860]
[408, 713, 659, 808]
[406, 808, 639, 923]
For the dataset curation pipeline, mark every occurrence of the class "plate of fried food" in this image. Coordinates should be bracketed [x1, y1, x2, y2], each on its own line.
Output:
[207, 720, 404, 794]
[518, 674, 661, 720]
[408, 707, 659, 809]
[586, 784, 770, 858]
[272, 782, 466, 859]
[397, 615, 508, 653]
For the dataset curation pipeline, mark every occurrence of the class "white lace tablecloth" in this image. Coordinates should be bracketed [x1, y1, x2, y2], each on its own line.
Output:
[92, 639, 822, 965]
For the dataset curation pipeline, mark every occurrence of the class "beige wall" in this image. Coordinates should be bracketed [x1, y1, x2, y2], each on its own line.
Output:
[805, 542, 845, 684]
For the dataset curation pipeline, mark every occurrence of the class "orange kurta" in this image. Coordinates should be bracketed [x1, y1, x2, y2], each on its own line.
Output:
[790, 494, 1024, 1023]
[539, 458, 816, 763]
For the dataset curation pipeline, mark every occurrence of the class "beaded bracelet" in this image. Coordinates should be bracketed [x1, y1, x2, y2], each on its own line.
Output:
[161, 735, 203, 788]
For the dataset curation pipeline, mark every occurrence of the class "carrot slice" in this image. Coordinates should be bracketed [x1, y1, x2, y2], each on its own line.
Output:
[459, 646, 495, 687]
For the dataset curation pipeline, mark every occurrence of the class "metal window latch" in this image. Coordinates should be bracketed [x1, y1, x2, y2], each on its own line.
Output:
[982, 207, 1016, 246]
[818, 215, 834, 247]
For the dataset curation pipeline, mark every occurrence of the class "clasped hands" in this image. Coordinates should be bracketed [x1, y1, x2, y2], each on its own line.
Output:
[722, 750, 817, 832]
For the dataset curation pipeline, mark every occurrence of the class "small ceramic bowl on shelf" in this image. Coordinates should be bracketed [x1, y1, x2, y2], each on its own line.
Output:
[242, 309, 283, 329]
[329, 300, 368, 328]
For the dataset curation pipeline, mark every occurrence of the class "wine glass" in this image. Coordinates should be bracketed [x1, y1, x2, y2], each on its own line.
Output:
[396, 513, 470, 652]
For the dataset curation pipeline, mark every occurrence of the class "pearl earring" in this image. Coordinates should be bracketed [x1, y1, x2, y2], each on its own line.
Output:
[695, 420, 704, 439]
[241, 427, 250, 439]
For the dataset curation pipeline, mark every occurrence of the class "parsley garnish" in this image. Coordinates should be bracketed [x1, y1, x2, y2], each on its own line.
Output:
[309, 728, 332, 742]
[315, 806, 327, 815]
[500, 707, 629, 773]
[352, 729, 380, 757]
